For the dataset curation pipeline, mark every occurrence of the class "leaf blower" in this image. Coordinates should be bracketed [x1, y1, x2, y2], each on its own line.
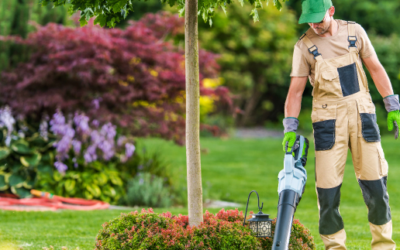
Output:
[272, 135, 309, 250]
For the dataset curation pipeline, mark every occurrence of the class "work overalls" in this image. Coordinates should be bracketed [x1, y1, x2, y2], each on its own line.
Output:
[302, 21, 395, 249]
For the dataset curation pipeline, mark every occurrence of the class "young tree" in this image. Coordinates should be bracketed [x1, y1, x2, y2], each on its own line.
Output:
[39, 0, 286, 226]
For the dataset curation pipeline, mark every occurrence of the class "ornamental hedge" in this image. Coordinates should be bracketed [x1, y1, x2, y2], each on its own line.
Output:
[0, 12, 231, 145]
[95, 208, 315, 249]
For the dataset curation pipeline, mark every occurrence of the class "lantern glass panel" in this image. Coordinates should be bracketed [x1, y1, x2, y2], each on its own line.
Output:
[258, 221, 272, 237]
[250, 221, 258, 234]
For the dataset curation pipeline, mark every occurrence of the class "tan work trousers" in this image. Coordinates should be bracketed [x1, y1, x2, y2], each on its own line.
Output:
[313, 93, 395, 250]
[302, 21, 396, 249]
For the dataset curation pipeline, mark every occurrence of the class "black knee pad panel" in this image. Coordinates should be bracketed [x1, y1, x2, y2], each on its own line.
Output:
[358, 177, 391, 225]
[317, 184, 344, 235]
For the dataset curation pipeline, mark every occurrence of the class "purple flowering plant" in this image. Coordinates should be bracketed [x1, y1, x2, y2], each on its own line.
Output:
[0, 106, 16, 146]
[0, 106, 177, 204]
[35, 110, 140, 203]
[49, 110, 136, 173]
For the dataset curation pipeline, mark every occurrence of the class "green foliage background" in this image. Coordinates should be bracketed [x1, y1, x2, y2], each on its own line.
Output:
[0, 0, 70, 71]
[197, 4, 297, 126]
[286, 0, 400, 36]
[114, 0, 163, 27]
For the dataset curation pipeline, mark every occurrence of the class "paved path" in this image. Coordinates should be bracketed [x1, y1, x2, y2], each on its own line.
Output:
[234, 127, 282, 138]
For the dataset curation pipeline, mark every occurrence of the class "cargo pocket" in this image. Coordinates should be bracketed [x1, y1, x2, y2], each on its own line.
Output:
[377, 146, 388, 176]
[337, 63, 360, 97]
[312, 104, 337, 151]
[357, 100, 381, 142]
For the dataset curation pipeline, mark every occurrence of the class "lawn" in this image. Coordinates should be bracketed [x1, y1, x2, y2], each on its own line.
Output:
[1, 135, 400, 249]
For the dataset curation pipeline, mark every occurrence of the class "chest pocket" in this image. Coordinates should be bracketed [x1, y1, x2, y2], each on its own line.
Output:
[311, 104, 337, 151]
[337, 63, 360, 97]
[322, 70, 338, 81]
[318, 69, 343, 98]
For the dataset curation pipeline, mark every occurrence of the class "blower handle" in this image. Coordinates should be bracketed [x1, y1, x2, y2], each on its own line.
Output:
[284, 141, 295, 155]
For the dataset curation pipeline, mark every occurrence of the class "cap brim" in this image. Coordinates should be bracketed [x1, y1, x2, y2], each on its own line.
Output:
[298, 11, 326, 24]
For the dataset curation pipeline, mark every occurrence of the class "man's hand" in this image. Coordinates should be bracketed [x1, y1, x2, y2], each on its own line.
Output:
[387, 110, 400, 139]
[282, 131, 297, 152]
[383, 95, 400, 139]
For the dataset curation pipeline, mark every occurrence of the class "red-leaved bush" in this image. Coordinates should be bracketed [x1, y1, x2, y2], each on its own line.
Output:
[0, 12, 231, 144]
[95, 208, 315, 249]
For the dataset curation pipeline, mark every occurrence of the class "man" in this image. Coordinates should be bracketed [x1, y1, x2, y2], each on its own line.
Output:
[282, 0, 400, 249]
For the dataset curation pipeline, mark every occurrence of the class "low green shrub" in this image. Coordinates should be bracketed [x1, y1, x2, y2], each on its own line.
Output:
[115, 144, 173, 187]
[259, 218, 315, 250]
[117, 144, 185, 207]
[124, 172, 172, 208]
[95, 208, 315, 250]
[36, 162, 126, 204]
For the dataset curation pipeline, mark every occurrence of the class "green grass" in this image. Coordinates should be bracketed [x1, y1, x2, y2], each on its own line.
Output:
[1, 135, 400, 249]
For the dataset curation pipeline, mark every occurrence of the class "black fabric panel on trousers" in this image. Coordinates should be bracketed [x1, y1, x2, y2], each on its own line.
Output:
[317, 184, 344, 235]
[312, 119, 336, 151]
[337, 63, 360, 96]
[360, 113, 381, 142]
[358, 177, 391, 225]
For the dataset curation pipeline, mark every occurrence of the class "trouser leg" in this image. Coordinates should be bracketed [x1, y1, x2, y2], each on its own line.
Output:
[349, 99, 396, 250]
[370, 221, 395, 250]
[315, 103, 349, 250]
[320, 229, 347, 250]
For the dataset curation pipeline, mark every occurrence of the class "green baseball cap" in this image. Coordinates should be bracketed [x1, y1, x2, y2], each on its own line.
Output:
[298, 0, 333, 24]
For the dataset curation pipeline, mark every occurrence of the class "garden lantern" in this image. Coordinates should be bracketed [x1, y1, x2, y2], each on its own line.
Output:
[243, 190, 273, 237]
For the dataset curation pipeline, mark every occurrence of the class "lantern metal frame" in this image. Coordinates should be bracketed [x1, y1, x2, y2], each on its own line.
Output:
[243, 190, 273, 238]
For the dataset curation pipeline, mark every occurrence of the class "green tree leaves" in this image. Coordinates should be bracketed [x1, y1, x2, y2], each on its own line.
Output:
[39, 0, 287, 28]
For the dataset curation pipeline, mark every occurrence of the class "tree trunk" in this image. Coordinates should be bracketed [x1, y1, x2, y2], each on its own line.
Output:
[185, 0, 203, 226]
[239, 76, 265, 126]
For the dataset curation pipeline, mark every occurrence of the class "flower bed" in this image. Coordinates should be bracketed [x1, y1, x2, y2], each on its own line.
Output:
[95, 208, 315, 249]
[0, 106, 180, 206]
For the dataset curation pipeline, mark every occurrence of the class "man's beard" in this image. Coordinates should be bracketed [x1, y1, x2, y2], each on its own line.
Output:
[315, 28, 327, 35]
[314, 26, 328, 35]
[314, 20, 332, 35]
